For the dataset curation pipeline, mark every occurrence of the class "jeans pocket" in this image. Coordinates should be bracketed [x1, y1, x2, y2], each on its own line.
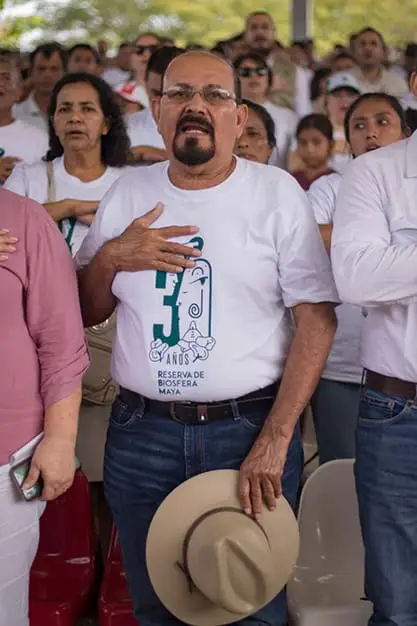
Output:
[109, 395, 145, 429]
[358, 388, 408, 426]
[239, 410, 268, 430]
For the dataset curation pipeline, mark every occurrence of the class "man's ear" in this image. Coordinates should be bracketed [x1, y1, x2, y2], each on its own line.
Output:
[151, 96, 161, 130]
[409, 71, 417, 99]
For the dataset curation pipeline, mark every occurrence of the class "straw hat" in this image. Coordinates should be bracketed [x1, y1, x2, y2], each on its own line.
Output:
[146, 469, 299, 626]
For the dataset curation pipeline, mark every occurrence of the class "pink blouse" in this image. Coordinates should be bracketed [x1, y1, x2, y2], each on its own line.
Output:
[0, 188, 90, 465]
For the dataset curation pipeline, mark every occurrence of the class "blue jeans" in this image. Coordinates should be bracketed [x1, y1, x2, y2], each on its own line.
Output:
[104, 395, 303, 626]
[311, 378, 360, 463]
[355, 388, 417, 626]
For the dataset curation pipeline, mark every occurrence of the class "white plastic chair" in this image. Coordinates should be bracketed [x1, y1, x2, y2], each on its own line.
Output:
[287, 459, 373, 626]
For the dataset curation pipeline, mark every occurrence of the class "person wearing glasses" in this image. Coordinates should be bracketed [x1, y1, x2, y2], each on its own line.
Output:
[130, 33, 160, 90]
[234, 52, 298, 169]
[127, 46, 183, 164]
[76, 50, 337, 626]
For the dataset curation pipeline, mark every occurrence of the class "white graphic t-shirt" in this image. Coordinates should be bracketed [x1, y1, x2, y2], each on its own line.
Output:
[5, 157, 129, 256]
[76, 158, 338, 402]
[308, 172, 363, 384]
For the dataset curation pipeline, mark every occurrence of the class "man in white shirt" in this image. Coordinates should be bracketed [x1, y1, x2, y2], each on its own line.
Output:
[14, 43, 67, 133]
[101, 42, 132, 88]
[243, 12, 312, 116]
[332, 72, 417, 625]
[0, 55, 48, 184]
[350, 27, 408, 99]
[127, 46, 183, 163]
[76, 50, 337, 626]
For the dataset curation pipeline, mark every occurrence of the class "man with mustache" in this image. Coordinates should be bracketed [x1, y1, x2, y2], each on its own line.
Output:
[350, 27, 408, 98]
[243, 11, 311, 116]
[76, 50, 338, 626]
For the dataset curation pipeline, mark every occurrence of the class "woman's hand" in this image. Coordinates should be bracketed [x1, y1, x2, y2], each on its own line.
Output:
[0, 228, 18, 261]
[44, 199, 99, 223]
[22, 435, 77, 501]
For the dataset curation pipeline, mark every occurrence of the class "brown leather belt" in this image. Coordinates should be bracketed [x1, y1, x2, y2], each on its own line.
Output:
[364, 369, 417, 400]
[119, 382, 279, 424]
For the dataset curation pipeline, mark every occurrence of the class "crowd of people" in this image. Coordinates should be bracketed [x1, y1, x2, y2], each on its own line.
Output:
[1, 9, 417, 626]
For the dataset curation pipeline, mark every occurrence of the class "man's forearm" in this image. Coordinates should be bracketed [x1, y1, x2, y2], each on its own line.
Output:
[44, 385, 82, 447]
[265, 303, 337, 439]
[319, 224, 332, 253]
[77, 243, 117, 327]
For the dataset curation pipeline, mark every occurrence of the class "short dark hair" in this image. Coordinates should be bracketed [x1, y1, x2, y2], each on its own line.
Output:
[296, 113, 333, 142]
[405, 43, 417, 59]
[46, 72, 130, 167]
[344, 92, 409, 144]
[234, 52, 273, 89]
[242, 98, 276, 148]
[333, 51, 355, 63]
[245, 11, 274, 26]
[68, 43, 101, 66]
[356, 27, 386, 49]
[30, 43, 68, 70]
[119, 42, 131, 50]
[146, 46, 184, 81]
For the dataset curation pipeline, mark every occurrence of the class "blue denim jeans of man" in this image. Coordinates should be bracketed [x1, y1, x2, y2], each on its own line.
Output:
[104, 395, 303, 626]
[355, 387, 417, 626]
[310, 378, 360, 463]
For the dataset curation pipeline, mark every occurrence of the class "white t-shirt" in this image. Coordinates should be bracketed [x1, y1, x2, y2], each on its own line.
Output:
[127, 108, 165, 149]
[102, 67, 131, 89]
[263, 101, 298, 169]
[76, 158, 338, 402]
[5, 156, 128, 256]
[0, 119, 48, 164]
[308, 172, 363, 384]
[13, 94, 48, 133]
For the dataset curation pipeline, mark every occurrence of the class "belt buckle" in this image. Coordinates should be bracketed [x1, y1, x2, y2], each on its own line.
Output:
[197, 405, 208, 423]
[169, 402, 208, 424]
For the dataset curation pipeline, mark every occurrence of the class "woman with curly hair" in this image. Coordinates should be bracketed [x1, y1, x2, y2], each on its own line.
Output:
[6, 72, 131, 256]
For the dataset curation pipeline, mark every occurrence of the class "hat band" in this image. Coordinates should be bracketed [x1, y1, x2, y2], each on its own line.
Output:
[177, 506, 270, 594]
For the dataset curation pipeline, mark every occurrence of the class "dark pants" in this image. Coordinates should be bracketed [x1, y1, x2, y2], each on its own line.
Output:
[355, 388, 417, 626]
[311, 378, 360, 463]
[104, 395, 303, 626]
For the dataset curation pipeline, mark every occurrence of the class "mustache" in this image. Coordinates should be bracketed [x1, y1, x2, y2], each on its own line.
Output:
[175, 114, 214, 138]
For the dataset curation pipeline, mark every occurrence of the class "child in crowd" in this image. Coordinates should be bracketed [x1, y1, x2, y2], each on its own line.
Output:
[291, 113, 335, 190]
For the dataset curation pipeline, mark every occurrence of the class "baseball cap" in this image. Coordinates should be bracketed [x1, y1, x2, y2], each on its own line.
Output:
[326, 72, 362, 95]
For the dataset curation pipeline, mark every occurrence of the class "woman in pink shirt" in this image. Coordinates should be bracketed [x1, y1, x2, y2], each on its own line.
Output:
[0, 188, 89, 626]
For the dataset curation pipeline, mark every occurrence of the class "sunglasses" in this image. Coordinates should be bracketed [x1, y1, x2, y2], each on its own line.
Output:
[135, 45, 158, 55]
[237, 67, 268, 78]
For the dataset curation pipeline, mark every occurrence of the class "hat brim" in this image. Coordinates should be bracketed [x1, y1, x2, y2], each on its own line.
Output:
[327, 85, 361, 95]
[146, 469, 300, 626]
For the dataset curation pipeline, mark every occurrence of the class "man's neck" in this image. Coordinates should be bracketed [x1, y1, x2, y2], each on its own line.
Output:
[32, 90, 51, 115]
[0, 109, 14, 127]
[63, 149, 106, 182]
[360, 65, 383, 84]
[168, 156, 236, 190]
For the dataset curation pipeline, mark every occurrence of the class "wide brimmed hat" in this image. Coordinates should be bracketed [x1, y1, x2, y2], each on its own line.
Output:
[146, 469, 299, 626]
